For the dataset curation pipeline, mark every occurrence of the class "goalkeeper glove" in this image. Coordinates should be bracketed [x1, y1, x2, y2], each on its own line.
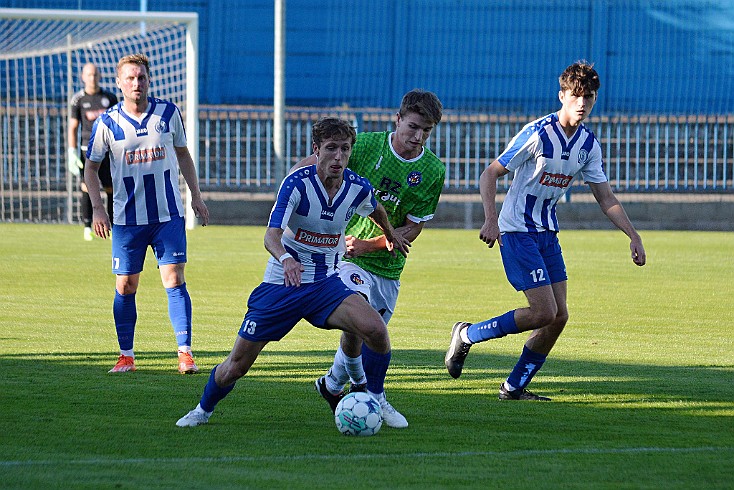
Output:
[67, 147, 83, 177]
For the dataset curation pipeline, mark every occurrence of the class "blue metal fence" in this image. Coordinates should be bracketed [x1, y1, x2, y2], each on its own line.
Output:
[2, 105, 732, 223]
[198, 107, 734, 194]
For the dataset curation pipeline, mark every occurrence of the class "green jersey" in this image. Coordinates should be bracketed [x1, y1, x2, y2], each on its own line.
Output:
[346, 131, 445, 280]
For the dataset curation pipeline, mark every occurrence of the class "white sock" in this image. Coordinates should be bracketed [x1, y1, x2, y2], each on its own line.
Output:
[323, 369, 344, 394]
[503, 381, 517, 392]
[178, 345, 191, 353]
[327, 346, 351, 386]
[195, 403, 212, 416]
[368, 390, 385, 403]
[343, 353, 367, 385]
[120, 349, 134, 357]
[460, 327, 471, 344]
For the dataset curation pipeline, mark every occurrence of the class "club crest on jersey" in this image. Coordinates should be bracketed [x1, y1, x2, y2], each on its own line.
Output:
[407, 171, 422, 187]
[295, 228, 341, 247]
[578, 149, 589, 164]
[350, 273, 365, 286]
[155, 120, 168, 133]
[345, 206, 356, 221]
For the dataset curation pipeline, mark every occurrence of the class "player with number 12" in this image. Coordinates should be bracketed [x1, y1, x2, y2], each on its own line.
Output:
[445, 61, 646, 401]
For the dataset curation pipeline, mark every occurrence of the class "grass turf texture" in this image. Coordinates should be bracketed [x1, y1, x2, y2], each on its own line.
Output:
[0, 223, 732, 489]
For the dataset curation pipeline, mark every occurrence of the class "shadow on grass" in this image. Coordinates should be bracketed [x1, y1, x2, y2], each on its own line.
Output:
[1, 348, 732, 488]
[2, 347, 731, 425]
[6, 347, 731, 401]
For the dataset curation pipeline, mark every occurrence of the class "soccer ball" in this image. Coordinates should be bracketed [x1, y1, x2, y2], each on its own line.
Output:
[334, 391, 383, 436]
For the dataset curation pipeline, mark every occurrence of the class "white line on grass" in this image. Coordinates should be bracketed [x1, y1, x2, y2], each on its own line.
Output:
[1, 446, 731, 467]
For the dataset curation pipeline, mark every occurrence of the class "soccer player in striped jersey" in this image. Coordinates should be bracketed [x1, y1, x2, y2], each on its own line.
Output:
[176, 118, 409, 427]
[296, 90, 445, 428]
[85, 53, 209, 375]
[445, 61, 646, 400]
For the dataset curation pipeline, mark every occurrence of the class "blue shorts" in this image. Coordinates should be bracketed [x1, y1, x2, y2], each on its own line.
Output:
[238, 274, 357, 342]
[111, 216, 187, 275]
[499, 231, 567, 291]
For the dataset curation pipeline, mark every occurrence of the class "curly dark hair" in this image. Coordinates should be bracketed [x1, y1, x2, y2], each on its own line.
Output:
[559, 61, 600, 96]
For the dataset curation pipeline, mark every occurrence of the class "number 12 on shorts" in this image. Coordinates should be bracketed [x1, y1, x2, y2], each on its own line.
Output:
[530, 268, 546, 283]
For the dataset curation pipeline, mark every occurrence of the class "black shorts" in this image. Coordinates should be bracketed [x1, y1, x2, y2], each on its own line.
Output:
[82, 153, 113, 189]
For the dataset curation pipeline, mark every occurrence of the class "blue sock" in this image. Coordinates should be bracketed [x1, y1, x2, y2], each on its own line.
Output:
[506, 346, 547, 391]
[466, 310, 519, 343]
[113, 291, 137, 351]
[166, 283, 192, 348]
[200, 365, 236, 413]
[361, 344, 392, 396]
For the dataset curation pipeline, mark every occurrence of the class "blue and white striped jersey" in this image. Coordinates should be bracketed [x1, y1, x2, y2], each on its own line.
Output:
[87, 97, 187, 226]
[263, 165, 377, 285]
[498, 112, 607, 233]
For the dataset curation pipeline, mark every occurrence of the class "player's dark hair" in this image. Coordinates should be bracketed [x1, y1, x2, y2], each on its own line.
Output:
[117, 53, 151, 77]
[559, 61, 600, 96]
[312, 117, 357, 147]
[399, 89, 443, 125]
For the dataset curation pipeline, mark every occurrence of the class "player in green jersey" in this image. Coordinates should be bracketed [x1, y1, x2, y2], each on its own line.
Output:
[294, 89, 444, 428]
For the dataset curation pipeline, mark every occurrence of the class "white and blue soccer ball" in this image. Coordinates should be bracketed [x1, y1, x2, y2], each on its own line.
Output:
[334, 391, 383, 436]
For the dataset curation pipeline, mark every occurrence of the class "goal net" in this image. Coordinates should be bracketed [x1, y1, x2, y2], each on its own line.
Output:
[0, 8, 198, 225]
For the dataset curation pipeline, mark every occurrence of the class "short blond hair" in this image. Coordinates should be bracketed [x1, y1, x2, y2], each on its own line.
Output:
[116, 53, 150, 77]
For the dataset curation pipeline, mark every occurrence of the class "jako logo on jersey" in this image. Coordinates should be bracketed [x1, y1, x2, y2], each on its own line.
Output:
[125, 146, 166, 165]
[407, 171, 422, 187]
[320, 209, 335, 220]
[350, 273, 364, 286]
[295, 228, 341, 247]
[155, 120, 168, 133]
[539, 172, 572, 188]
[578, 149, 589, 164]
[136, 127, 149, 136]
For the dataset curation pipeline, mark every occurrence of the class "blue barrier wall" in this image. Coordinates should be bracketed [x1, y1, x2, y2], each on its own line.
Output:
[2, 0, 733, 114]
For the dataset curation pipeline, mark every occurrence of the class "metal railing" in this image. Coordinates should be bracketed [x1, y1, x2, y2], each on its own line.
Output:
[2, 105, 733, 223]
[198, 107, 734, 195]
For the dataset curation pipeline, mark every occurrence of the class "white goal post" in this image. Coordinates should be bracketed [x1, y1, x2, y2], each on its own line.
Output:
[0, 8, 199, 228]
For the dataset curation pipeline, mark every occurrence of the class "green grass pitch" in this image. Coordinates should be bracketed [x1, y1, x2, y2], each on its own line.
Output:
[1, 223, 732, 489]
